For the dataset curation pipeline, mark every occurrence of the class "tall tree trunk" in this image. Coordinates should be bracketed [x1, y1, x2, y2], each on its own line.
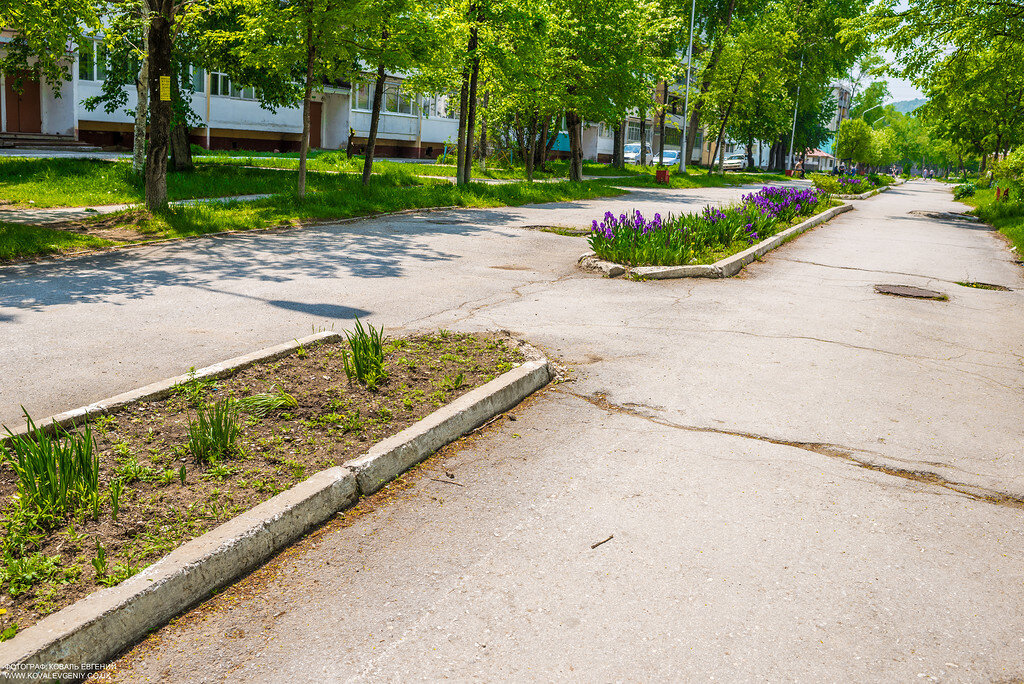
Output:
[299, 28, 317, 197]
[132, 0, 150, 176]
[566, 110, 583, 182]
[145, 0, 173, 211]
[684, 0, 737, 163]
[361, 59, 387, 187]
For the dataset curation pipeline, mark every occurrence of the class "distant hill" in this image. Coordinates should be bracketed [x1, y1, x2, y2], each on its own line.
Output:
[890, 98, 926, 114]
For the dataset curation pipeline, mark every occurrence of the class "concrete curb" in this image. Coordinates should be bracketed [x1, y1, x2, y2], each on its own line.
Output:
[1, 331, 342, 441]
[0, 342, 552, 677]
[838, 184, 890, 200]
[348, 359, 551, 495]
[588, 203, 853, 281]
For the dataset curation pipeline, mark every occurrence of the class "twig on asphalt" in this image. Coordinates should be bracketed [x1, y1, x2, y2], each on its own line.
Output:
[590, 534, 614, 550]
[429, 477, 465, 487]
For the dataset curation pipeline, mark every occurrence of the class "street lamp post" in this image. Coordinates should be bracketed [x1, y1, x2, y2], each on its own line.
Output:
[678, 0, 696, 173]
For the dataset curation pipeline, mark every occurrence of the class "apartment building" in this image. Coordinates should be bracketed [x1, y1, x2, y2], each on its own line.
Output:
[1, 36, 461, 157]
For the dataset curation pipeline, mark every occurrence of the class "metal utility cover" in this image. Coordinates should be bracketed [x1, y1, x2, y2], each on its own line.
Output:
[874, 284, 947, 300]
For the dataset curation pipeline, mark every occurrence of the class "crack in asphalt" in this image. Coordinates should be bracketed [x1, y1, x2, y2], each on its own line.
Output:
[560, 389, 1024, 510]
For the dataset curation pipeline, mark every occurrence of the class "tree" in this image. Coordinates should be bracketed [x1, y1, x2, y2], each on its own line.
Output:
[850, 80, 890, 125]
[0, 0, 98, 87]
[834, 116, 872, 164]
[545, 0, 677, 181]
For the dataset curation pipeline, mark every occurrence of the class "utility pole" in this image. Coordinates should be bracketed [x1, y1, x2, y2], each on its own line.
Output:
[678, 0, 696, 173]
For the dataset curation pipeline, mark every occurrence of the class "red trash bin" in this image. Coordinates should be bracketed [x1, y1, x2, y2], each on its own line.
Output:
[655, 168, 671, 184]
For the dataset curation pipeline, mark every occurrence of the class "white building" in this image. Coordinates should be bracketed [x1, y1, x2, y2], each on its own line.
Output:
[1, 36, 462, 157]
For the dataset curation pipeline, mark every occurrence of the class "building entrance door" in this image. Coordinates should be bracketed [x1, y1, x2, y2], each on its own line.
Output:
[5, 76, 42, 133]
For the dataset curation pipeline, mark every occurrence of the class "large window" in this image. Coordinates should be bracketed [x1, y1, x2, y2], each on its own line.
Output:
[353, 80, 418, 115]
[626, 122, 653, 144]
[598, 123, 615, 139]
[191, 67, 204, 93]
[210, 72, 254, 100]
[78, 40, 107, 82]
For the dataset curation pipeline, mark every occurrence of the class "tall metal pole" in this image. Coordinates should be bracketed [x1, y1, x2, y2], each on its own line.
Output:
[678, 0, 696, 173]
[787, 52, 804, 172]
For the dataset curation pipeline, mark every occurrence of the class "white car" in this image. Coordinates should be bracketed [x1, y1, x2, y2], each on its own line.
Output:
[654, 149, 680, 165]
[722, 153, 747, 171]
[623, 143, 654, 165]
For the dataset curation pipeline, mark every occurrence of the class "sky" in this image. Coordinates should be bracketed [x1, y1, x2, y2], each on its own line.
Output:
[887, 75, 924, 102]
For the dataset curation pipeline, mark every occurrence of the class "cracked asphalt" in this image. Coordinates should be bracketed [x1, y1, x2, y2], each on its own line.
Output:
[4, 180, 1024, 681]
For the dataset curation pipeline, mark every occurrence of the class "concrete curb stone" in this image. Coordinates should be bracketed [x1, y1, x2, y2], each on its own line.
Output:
[0, 337, 552, 678]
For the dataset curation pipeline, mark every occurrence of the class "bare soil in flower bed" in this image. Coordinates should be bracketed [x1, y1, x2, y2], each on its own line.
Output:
[0, 332, 522, 640]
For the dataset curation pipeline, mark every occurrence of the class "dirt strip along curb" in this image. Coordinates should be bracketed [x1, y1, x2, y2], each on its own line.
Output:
[0, 347, 552, 678]
[2, 331, 342, 442]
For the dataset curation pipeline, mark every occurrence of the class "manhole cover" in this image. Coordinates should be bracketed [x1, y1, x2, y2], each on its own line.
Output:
[874, 284, 948, 300]
[428, 219, 466, 225]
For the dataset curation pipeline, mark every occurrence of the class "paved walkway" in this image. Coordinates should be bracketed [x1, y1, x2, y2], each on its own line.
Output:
[4, 181, 1024, 680]
[0, 194, 276, 225]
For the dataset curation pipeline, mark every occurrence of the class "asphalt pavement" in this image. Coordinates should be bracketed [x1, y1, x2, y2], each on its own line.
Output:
[3, 181, 1023, 681]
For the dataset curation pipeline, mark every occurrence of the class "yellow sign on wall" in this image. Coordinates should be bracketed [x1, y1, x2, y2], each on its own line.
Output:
[160, 76, 171, 101]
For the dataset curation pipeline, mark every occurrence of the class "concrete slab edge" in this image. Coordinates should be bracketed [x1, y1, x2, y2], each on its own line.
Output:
[0, 352, 552, 677]
[630, 203, 854, 280]
[2, 331, 343, 442]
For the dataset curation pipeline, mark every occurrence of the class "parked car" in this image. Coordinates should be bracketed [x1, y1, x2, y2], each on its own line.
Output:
[623, 142, 654, 165]
[654, 149, 680, 165]
[722, 153, 747, 171]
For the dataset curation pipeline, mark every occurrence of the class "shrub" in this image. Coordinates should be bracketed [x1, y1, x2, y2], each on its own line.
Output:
[188, 399, 241, 462]
[342, 318, 387, 388]
[2, 413, 100, 519]
[953, 183, 976, 200]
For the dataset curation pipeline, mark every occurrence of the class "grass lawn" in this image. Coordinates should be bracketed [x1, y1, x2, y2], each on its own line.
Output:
[596, 168, 788, 190]
[0, 157, 370, 208]
[0, 175, 628, 262]
[0, 223, 114, 261]
[960, 186, 1024, 255]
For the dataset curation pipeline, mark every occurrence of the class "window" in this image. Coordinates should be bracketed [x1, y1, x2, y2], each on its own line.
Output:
[78, 40, 107, 81]
[626, 122, 652, 144]
[210, 72, 254, 99]
[598, 123, 614, 139]
[191, 67, 204, 93]
[354, 82, 374, 111]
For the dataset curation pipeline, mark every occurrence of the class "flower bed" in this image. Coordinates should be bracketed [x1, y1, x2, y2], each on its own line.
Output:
[0, 330, 522, 640]
[587, 185, 832, 267]
[811, 173, 894, 195]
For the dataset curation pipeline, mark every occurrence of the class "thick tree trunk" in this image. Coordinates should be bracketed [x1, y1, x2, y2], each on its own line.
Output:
[362, 60, 387, 187]
[299, 28, 316, 196]
[168, 72, 193, 172]
[169, 123, 192, 171]
[144, 0, 173, 211]
[566, 110, 584, 182]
